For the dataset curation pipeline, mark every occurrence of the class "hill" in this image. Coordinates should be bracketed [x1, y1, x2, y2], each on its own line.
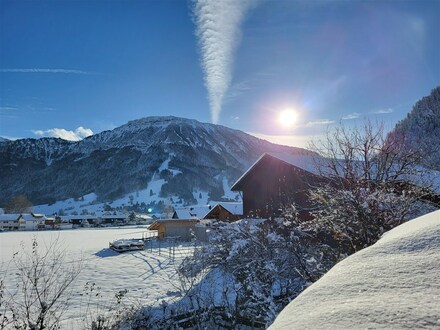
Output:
[0, 116, 310, 211]
[389, 86, 440, 170]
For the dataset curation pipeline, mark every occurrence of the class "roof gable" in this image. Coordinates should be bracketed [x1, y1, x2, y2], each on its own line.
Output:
[231, 153, 322, 191]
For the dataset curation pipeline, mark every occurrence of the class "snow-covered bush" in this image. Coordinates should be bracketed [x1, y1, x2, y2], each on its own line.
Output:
[309, 121, 437, 254]
[177, 212, 337, 327]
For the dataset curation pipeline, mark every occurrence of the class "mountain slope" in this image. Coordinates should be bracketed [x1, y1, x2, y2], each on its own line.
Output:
[0, 116, 311, 208]
[389, 86, 440, 170]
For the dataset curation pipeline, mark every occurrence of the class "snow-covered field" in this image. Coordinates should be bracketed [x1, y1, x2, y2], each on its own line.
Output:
[270, 209, 440, 329]
[0, 227, 195, 328]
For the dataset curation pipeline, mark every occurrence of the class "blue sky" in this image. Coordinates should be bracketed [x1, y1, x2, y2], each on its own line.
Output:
[0, 0, 439, 147]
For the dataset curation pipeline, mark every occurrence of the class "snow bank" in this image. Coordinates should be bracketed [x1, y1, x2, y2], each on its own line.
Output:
[270, 210, 440, 329]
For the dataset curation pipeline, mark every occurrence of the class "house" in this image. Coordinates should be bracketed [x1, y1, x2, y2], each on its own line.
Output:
[203, 202, 243, 222]
[148, 219, 199, 240]
[172, 205, 212, 219]
[231, 153, 328, 219]
[0, 214, 26, 231]
[22, 213, 48, 230]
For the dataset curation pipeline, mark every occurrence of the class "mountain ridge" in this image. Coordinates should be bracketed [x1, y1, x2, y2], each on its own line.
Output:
[0, 116, 311, 208]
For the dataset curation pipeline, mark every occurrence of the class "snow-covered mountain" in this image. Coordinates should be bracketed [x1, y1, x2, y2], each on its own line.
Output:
[0, 116, 311, 210]
[389, 86, 440, 170]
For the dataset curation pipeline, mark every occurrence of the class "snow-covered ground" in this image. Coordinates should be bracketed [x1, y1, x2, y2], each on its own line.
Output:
[0, 227, 195, 329]
[270, 209, 440, 329]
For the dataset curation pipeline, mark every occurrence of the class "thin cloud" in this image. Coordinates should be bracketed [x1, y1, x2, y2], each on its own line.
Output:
[0, 106, 18, 111]
[342, 112, 361, 120]
[0, 68, 92, 74]
[193, 0, 257, 124]
[303, 119, 335, 127]
[371, 108, 394, 114]
[32, 126, 93, 141]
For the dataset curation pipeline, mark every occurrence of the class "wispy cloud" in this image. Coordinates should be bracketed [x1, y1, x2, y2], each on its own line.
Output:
[32, 127, 93, 141]
[0, 68, 92, 74]
[303, 119, 335, 127]
[371, 108, 393, 114]
[193, 0, 257, 124]
[342, 112, 361, 120]
[0, 106, 18, 111]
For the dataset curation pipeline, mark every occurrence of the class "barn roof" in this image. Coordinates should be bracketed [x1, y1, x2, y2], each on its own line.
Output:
[173, 205, 212, 219]
[0, 214, 22, 221]
[210, 202, 243, 215]
[21, 213, 50, 221]
[231, 153, 323, 191]
[231, 152, 440, 194]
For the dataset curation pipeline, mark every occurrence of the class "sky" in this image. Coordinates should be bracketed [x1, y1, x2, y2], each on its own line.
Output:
[0, 0, 439, 148]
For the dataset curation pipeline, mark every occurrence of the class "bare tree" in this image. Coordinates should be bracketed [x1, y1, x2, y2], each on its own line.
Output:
[3, 195, 33, 214]
[3, 237, 82, 330]
[308, 120, 437, 253]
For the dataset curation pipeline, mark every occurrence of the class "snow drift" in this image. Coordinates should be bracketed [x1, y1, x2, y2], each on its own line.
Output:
[270, 209, 440, 329]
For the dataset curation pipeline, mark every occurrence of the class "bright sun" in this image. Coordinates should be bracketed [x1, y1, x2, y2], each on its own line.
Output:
[278, 110, 298, 128]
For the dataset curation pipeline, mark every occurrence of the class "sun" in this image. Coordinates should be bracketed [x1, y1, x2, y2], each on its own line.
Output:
[278, 109, 298, 128]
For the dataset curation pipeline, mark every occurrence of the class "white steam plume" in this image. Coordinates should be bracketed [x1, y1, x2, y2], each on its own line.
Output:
[194, 0, 255, 124]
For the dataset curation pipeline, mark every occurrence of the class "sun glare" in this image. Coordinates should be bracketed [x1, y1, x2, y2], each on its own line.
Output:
[278, 110, 298, 128]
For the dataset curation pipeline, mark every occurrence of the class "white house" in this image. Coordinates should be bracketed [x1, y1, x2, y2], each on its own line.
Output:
[0, 214, 26, 231]
[22, 213, 48, 230]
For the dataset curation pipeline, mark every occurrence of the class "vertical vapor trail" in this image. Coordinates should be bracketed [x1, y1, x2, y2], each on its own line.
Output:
[194, 0, 255, 124]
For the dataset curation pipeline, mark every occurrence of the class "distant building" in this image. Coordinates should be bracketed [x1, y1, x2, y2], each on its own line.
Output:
[172, 205, 212, 219]
[148, 219, 199, 240]
[60, 213, 128, 226]
[22, 213, 50, 230]
[231, 153, 328, 219]
[203, 202, 243, 222]
[0, 213, 52, 231]
[99, 213, 128, 224]
[61, 215, 97, 225]
[0, 214, 25, 231]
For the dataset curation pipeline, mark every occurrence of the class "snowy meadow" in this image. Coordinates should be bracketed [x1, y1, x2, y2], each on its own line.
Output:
[0, 227, 195, 329]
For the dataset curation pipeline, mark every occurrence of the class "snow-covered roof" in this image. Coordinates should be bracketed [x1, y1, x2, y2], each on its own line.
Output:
[232, 152, 440, 194]
[135, 213, 153, 220]
[21, 213, 49, 221]
[173, 205, 212, 219]
[0, 214, 22, 221]
[231, 153, 323, 190]
[270, 209, 440, 329]
[209, 202, 243, 215]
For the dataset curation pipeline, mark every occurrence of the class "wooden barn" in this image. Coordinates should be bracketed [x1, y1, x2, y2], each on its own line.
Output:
[231, 153, 328, 219]
[203, 202, 243, 222]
